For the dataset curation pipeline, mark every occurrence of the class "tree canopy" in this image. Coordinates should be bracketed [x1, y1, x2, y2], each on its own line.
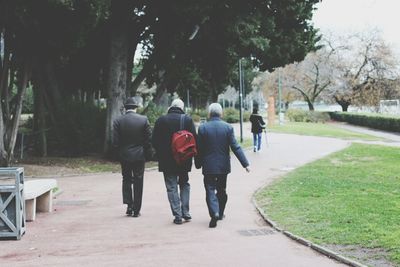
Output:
[0, 0, 322, 163]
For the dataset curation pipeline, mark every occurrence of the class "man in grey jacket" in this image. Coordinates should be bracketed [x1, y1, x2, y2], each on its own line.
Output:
[113, 97, 152, 217]
[195, 103, 250, 228]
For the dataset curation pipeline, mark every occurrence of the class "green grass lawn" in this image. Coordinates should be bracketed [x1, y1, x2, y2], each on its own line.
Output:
[268, 122, 382, 141]
[237, 137, 253, 149]
[256, 143, 400, 265]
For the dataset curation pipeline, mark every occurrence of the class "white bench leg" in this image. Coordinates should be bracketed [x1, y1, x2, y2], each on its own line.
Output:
[26, 199, 36, 221]
[37, 190, 53, 213]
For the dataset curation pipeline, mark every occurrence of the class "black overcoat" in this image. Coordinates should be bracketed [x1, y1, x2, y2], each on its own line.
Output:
[152, 107, 197, 174]
[249, 114, 266, 133]
[113, 111, 152, 162]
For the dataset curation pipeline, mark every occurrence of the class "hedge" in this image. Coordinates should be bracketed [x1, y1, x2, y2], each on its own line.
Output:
[328, 112, 400, 133]
[286, 109, 330, 123]
[223, 108, 251, 123]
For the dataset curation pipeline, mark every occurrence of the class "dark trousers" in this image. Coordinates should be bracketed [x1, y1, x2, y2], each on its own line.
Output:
[121, 160, 145, 213]
[203, 174, 228, 218]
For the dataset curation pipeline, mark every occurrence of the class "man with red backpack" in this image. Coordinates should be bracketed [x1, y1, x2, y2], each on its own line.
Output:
[152, 99, 197, 225]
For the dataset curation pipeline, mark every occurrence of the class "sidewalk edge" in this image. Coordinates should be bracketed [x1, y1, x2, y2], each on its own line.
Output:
[251, 191, 367, 267]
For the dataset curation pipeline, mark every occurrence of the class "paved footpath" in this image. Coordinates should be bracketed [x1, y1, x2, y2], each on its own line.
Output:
[1, 130, 350, 266]
[329, 122, 400, 146]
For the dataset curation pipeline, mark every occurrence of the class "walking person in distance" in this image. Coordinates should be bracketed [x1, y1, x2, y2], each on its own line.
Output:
[249, 107, 266, 152]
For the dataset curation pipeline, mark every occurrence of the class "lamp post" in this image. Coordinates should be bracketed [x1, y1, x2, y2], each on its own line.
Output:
[278, 69, 283, 125]
[238, 59, 244, 143]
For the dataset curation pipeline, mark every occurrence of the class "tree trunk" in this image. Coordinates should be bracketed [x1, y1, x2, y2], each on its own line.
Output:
[0, 101, 7, 165]
[334, 96, 351, 112]
[104, 0, 130, 155]
[307, 100, 315, 111]
[0, 34, 10, 165]
[0, 31, 10, 97]
[152, 79, 168, 107]
[126, 43, 135, 97]
[341, 103, 349, 112]
[6, 60, 31, 165]
[33, 84, 47, 157]
[129, 54, 156, 96]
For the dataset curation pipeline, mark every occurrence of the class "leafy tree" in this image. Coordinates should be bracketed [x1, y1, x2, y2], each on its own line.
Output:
[1, 0, 323, 160]
[137, 0, 322, 107]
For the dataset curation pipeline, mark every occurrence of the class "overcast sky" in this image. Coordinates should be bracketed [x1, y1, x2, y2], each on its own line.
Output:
[312, 0, 400, 53]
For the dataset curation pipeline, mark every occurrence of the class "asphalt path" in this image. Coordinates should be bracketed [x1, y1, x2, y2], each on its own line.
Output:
[0, 126, 350, 266]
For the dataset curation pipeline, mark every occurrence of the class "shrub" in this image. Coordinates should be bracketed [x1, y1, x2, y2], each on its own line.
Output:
[189, 109, 208, 122]
[22, 86, 34, 114]
[286, 109, 308, 122]
[243, 111, 251, 122]
[223, 108, 240, 123]
[329, 112, 400, 133]
[306, 111, 330, 123]
[286, 109, 330, 123]
[139, 102, 165, 125]
[44, 101, 106, 156]
[191, 114, 201, 122]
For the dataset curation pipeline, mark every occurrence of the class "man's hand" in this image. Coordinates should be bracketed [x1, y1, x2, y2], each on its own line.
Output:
[245, 166, 251, 173]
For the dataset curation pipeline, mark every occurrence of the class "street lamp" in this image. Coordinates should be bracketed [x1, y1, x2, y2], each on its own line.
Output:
[238, 59, 244, 143]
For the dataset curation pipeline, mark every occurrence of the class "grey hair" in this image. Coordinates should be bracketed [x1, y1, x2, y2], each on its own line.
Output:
[170, 98, 185, 110]
[208, 103, 223, 117]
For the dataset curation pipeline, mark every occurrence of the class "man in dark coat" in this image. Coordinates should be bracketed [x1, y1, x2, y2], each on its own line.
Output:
[152, 99, 197, 225]
[113, 97, 152, 217]
[249, 107, 266, 152]
[195, 103, 250, 228]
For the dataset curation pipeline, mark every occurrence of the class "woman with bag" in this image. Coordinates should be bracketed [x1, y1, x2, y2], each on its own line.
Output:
[249, 107, 266, 152]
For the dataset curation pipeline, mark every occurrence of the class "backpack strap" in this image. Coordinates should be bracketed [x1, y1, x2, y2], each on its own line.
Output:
[180, 114, 185, 130]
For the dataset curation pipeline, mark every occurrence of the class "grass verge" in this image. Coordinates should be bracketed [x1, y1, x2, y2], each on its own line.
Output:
[18, 156, 158, 177]
[255, 143, 400, 265]
[268, 122, 382, 141]
[237, 137, 253, 149]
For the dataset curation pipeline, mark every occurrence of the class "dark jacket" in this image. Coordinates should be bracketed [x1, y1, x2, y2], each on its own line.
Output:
[152, 107, 197, 173]
[195, 117, 249, 175]
[250, 114, 266, 133]
[113, 111, 152, 162]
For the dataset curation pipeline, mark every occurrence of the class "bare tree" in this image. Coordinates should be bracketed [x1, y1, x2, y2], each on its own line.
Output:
[327, 30, 400, 111]
[256, 69, 298, 110]
[277, 48, 334, 111]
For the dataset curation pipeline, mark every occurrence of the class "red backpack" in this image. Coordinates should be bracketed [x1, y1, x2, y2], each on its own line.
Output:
[171, 115, 197, 165]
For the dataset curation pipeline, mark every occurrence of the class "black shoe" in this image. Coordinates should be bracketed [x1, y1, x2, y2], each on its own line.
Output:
[209, 217, 218, 228]
[218, 214, 225, 220]
[183, 215, 192, 221]
[133, 212, 141, 217]
[126, 207, 133, 216]
[173, 217, 183, 225]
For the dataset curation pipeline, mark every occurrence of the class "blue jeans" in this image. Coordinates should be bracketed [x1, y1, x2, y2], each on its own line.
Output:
[163, 173, 190, 219]
[253, 133, 262, 151]
[204, 175, 227, 218]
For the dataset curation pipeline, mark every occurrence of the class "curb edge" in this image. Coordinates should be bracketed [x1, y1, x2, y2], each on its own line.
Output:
[251, 191, 368, 267]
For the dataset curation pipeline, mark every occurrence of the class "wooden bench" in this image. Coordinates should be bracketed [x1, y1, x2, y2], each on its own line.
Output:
[24, 179, 57, 221]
